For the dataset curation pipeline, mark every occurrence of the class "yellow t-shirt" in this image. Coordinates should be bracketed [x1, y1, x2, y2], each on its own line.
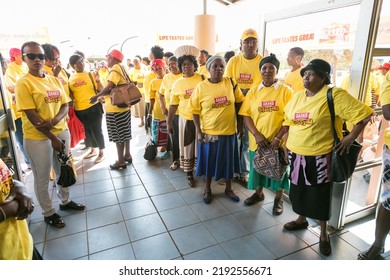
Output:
[143, 71, 157, 103]
[381, 71, 390, 146]
[224, 53, 263, 91]
[128, 67, 145, 94]
[149, 77, 165, 120]
[239, 81, 293, 151]
[341, 72, 380, 106]
[15, 73, 71, 140]
[197, 65, 210, 78]
[159, 72, 183, 113]
[43, 65, 70, 98]
[104, 64, 130, 113]
[189, 77, 245, 135]
[0, 159, 33, 260]
[284, 67, 304, 93]
[98, 69, 109, 87]
[4, 62, 28, 119]
[68, 72, 97, 111]
[170, 73, 205, 120]
[284, 86, 374, 156]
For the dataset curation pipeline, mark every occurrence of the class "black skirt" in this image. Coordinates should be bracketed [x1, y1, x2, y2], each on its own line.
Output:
[288, 152, 333, 221]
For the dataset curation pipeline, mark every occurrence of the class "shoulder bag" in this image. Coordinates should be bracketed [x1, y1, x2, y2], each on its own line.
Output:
[110, 65, 142, 108]
[327, 88, 362, 183]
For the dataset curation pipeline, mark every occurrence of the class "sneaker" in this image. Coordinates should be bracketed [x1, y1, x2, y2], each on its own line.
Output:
[244, 192, 265, 206]
[59, 201, 85, 211]
[160, 151, 170, 160]
[44, 213, 65, 228]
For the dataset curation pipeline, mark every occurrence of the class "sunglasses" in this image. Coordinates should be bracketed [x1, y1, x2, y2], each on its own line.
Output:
[23, 53, 46, 60]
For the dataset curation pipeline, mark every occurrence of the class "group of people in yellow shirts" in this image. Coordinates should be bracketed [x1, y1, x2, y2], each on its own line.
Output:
[0, 25, 389, 260]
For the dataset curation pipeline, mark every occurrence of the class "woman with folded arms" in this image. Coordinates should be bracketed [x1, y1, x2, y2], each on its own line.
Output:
[15, 41, 85, 228]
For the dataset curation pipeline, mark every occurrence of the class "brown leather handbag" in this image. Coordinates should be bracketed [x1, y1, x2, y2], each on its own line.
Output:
[110, 65, 142, 108]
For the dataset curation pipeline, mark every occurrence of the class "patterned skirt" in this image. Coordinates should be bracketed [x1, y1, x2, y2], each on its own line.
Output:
[288, 152, 333, 221]
[195, 134, 240, 181]
[382, 145, 390, 210]
[178, 117, 196, 173]
[106, 110, 132, 143]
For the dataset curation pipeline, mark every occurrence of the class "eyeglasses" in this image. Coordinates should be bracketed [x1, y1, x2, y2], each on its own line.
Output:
[23, 53, 46, 60]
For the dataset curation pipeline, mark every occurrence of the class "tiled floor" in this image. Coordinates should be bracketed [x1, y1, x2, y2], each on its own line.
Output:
[25, 117, 390, 260]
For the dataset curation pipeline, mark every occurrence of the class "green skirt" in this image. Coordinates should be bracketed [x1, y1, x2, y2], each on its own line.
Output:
[248, 150, 290, 192]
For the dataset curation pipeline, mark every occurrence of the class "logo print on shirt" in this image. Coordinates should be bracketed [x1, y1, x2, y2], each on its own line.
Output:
[212, 96, 231, 108]
[184, 89, 194, 99]
[237, 73, 253, 85]
[258, 100, 279, 112]
[73, 80, 87, 87]
[292, 112, 313, 125]
[45, 90, 61, 103]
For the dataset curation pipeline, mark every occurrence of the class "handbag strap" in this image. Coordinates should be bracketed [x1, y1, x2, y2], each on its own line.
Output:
[326, 87, 339, 142]
[88, 72, 98, 94]
[109, 64, 133, 85]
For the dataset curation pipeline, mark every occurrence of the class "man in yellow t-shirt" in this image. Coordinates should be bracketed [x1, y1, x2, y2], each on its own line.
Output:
[224, 28, 263, 185]
[357, 70, 390, 260]
[197, 50, 210, 78]
[284, 47, 304, 93]
[0, 159, 35, 259]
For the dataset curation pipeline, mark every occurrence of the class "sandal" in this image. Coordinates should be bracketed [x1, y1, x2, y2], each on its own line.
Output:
[203, 190, 212, 204]
[186, 175, 195, 187]
[124, 157, 133, 164]
[357, 245, 384, 260]
[225, 189, 240, 202]
[170, 161, 179, 170]
[109, 162, 127, 170]
[319, 235, 332, 256]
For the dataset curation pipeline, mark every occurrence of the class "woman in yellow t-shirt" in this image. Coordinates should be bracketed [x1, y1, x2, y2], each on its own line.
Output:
[159, 56, 182, 170]
[239, 54, 293, 214]
[90, 49, 132, 170]
[147, 59, 168, 158]
[168, 51, 204, 187]
[68, 54, 105, 163]
[189, 56, 245, 204]
[283, 59, 373, 256]
[15, 41, 85, 229]
[0, 159, 35, 259]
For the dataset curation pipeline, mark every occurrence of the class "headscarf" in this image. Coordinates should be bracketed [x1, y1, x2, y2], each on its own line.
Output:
[206, 55, 225, 72]
[151, 59, 165, 72]
[259, 53, 280, 71]
[9, 48, 21, 62]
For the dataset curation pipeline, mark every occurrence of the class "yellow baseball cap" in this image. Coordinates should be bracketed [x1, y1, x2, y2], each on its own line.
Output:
[241, 28, 258, 41]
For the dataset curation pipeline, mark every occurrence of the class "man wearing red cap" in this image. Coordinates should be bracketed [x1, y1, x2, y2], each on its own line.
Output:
[379, 62, 390, 83]
[4, 48, 30, 169]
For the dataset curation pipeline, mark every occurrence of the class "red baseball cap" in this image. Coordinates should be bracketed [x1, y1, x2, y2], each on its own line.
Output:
[379, 62, 390, 70]
[9, 48, 21, 61]
[107, 49, 124, 62]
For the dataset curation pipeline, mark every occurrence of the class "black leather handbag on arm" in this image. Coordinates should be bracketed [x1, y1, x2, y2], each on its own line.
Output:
[327, 88, 362, 183]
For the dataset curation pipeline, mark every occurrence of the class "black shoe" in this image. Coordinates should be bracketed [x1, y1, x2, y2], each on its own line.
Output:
[203, 190, 212, 204]
[319, 235, 332, 256]
[244, 192, 264, 206]
[284, 220, 309, 231]
[272, 199, 283, 215]
[44, 213, 65, 228]
[109, 162, 127, 170]
[59, 201, 85, 211]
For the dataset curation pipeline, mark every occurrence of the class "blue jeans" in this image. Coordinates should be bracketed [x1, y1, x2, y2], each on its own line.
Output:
[15, 118, 30, 165]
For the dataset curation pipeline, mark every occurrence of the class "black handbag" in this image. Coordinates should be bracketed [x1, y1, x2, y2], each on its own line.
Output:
[327, 88, 362, 183]
[143, 140, 157, 161]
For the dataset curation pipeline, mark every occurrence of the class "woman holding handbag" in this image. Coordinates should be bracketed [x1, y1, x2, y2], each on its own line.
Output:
[68, 54, 105, 163]
[90, 49, 132, 170]
[238, 54, 293, 214]
[283, 59, 373, 256]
